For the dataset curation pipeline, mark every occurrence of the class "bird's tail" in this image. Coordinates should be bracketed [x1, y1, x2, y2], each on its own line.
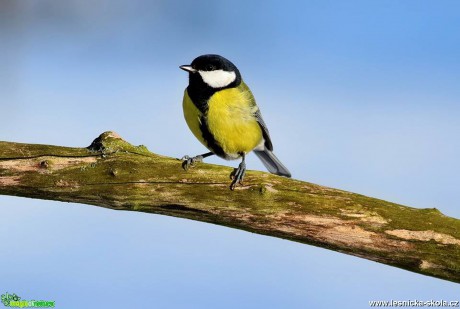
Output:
[254, 149, 291, 178]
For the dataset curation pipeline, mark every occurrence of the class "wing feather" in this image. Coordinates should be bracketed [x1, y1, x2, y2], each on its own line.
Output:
[240, 81, 273, 151]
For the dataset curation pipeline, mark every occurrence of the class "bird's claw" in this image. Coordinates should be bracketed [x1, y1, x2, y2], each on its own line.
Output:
[230, 161, 246, 190]
[181, 155, 203, 171]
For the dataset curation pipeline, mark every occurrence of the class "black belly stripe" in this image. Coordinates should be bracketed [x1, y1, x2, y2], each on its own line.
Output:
[187, 85, 213, 114]
[199, 115, 226, 158]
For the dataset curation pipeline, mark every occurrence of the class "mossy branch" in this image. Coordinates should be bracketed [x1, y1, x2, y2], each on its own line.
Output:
[1, 131, 459, 283]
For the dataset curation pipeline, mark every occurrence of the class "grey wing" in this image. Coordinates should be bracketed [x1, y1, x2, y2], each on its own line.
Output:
[254, 109, 273, 151]
[241, 81, 274, 151]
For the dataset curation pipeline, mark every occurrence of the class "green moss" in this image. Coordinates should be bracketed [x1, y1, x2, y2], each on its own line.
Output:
[1, 131, 459, 283]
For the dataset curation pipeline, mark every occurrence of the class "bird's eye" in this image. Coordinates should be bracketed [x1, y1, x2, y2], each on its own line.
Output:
[205, 65, 214, 71]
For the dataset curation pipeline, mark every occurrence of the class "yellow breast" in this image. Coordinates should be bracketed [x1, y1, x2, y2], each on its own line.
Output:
[182, 85, 263, 159]
[206, 87, 262, 157]
[182, 90, 206, 147]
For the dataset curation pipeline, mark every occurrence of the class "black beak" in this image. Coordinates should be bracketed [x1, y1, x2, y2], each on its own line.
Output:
[179, 65, 197, 73]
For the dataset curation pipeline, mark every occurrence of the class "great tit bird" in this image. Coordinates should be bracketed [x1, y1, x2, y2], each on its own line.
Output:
[180, 54, 291, 190]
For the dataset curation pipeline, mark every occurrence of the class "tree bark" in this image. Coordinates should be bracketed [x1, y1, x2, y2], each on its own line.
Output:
[1, 131, 459, 283]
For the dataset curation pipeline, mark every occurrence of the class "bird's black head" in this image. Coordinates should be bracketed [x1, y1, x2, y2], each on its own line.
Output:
[180, 54, 242, 90]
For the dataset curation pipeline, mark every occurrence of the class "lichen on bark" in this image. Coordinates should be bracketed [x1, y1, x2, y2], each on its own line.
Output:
[1, 131, 459, 283]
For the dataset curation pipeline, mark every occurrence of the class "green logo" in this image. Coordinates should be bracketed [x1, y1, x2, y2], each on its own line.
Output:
[1, 293, 54, 308]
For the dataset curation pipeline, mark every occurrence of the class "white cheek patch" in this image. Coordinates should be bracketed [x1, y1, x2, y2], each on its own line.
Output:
[199, 70, 236, 88]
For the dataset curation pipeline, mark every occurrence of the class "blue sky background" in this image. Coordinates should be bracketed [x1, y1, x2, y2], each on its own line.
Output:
[1, 1, 459, 308]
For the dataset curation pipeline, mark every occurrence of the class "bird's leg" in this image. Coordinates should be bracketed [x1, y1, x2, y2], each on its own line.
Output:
[181, 152, 214, 171]
[230, 153, 246, 190]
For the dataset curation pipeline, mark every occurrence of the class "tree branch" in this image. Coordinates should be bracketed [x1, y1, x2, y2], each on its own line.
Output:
[1, 131, 459, 283]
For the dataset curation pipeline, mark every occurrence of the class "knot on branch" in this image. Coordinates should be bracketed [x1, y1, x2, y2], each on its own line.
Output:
[87, 131, 150, 155]
[87, 131, 123, 152]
